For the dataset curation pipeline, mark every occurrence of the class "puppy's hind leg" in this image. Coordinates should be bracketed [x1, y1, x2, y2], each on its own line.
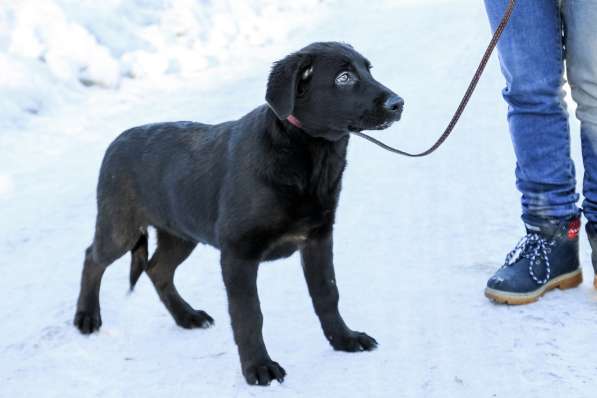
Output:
[146, 230, 213, 329]
[74, 221, 140, 334]
[74, 246, 107, 334]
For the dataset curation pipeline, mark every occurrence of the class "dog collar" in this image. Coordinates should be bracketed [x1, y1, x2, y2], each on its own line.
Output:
[286, 114, 303, 129]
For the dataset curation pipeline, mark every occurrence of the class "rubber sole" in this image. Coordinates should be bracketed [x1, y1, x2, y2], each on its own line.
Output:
[484, 269, 583, 305]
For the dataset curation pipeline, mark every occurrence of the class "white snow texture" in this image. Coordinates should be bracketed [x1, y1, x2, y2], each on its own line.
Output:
[1, 0, 596, 397]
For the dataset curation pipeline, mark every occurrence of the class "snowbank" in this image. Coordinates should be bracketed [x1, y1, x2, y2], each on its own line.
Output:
[0, 0, 325, 129]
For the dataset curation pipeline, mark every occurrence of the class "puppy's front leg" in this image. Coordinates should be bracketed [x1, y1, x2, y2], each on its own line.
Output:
[220, 250, 286, 386]
[300, 234, 378, 352]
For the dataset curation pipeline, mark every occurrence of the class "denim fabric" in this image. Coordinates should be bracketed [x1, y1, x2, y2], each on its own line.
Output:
[563, 1, 597, 222]
[484, 0, 597, 222]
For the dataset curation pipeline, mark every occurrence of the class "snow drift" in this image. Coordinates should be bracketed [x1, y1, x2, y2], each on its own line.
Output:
[0, 0, 324, 129]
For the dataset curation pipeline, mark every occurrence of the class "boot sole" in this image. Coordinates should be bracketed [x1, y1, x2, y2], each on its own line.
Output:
[484, 269, 583, 305]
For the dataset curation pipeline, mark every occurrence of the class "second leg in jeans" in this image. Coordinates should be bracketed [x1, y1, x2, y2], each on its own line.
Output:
[563, 0, 597, 286]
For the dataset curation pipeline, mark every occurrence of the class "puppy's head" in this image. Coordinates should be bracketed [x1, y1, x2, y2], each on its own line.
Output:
[266, 42, 403, 140]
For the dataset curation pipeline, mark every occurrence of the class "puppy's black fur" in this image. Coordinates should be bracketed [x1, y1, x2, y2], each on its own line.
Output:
[74, 42, 403, 386]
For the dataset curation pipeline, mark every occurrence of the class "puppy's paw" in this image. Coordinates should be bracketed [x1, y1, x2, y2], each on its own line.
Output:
[74, 310, 102, 334]
[175, 309, 214, 329]
[243, 359, 286, 386]
[328, 330, 378, 352]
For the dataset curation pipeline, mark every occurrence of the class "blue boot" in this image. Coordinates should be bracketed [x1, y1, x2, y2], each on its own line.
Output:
[585, 222, 597, 289]
[485, 216, 582, 304]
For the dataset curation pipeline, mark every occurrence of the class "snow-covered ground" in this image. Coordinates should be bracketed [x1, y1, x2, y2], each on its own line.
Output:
[2, 1, 597, 397]
[0, 0, 322, 130]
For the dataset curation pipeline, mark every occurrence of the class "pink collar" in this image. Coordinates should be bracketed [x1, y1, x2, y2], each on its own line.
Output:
[286, 114, 303, 129]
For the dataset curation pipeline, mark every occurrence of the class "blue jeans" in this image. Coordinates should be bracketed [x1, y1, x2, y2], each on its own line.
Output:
[484, 0, 597, 222]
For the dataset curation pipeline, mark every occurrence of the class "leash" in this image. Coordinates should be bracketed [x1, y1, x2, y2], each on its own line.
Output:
[349, 0, 517, 157]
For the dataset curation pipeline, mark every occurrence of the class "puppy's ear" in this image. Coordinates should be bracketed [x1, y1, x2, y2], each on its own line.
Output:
[266, 52, 312, 120]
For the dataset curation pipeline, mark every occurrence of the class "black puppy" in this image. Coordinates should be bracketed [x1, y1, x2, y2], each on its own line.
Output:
[74, 42, 403, 386]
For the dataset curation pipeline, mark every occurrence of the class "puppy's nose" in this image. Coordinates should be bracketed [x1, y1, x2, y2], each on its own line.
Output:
[383, 95, 405, 113]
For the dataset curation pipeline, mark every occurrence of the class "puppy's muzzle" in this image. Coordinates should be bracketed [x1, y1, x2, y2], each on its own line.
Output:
[383, 95, 405, 120]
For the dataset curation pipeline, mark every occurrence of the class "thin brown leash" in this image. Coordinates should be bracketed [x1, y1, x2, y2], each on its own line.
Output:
[350, 0, 517, 157]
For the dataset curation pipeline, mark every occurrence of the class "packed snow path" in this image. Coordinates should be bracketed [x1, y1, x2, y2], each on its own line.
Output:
[2, 1, 596, 397]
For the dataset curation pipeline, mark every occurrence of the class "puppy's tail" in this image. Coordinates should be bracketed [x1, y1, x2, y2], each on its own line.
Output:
[129, 233, 149, 291]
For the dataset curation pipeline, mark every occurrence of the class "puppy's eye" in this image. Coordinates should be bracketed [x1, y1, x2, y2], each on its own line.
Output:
[302, 66, 313, 80]
[335, 72, 353, 86]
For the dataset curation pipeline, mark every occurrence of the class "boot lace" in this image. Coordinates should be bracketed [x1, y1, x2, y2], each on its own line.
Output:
[503, 233, 555, 285]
